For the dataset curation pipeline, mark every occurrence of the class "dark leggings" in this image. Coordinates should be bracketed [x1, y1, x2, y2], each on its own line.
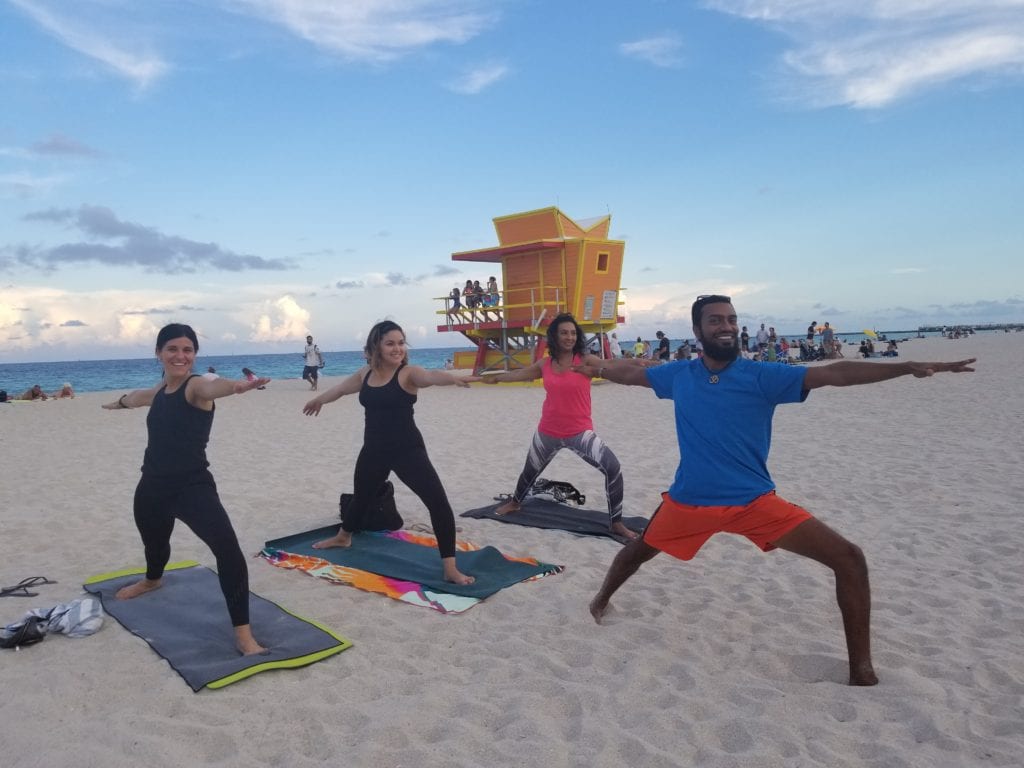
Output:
[133, 470, 250, 626]
[343, 443, 458, 558]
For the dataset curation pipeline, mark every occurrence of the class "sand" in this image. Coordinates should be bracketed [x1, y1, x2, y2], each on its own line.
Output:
[1, 334, 1021, 767]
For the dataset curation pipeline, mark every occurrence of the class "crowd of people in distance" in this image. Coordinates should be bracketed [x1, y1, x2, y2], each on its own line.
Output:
[0, 382, 76, 402]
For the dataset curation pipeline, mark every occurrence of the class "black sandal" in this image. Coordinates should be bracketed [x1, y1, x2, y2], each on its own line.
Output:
[0, 576, 58, 598]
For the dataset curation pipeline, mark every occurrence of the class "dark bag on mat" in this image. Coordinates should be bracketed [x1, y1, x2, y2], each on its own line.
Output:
[339, 481, 403, 531]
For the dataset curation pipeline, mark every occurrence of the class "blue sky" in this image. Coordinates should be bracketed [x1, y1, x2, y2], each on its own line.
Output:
[2, 0, 1022, 363]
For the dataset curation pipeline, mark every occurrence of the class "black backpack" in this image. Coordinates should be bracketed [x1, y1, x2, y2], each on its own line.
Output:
[339, 481, 403, 531]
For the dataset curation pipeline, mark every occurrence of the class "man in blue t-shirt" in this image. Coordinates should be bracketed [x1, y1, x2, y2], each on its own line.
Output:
[583, 295, 976, 686]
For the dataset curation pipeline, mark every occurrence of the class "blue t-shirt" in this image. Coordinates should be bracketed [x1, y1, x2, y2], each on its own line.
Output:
[646, 358, 808, 505]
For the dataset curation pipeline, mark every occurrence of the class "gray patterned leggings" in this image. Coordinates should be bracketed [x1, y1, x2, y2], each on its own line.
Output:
[511, 429, 623, 523]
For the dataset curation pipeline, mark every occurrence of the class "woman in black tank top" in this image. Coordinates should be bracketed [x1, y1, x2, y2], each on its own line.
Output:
[302, 320, 478, 586]
[102, 323, 271, 656]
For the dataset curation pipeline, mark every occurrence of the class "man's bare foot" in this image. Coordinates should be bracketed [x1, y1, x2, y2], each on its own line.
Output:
[116, 578, 161, 600]
[312, 531, 352, 549]
[495, 499, 521, 516]
[443, 558, 475, 585]
[611, 521, 639, 540]
[849, 660, 879, 686]
[589, 595, 609, 624]
[235, 625, 267, 656]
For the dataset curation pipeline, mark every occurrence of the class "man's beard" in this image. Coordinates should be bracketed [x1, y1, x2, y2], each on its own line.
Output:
[701, 334, 740, 362]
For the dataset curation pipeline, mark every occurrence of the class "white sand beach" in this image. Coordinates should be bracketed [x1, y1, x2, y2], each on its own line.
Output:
[1, 334, 1021, 767]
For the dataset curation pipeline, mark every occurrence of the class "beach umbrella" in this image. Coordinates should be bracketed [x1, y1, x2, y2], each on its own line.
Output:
[862, 329, 877, 338]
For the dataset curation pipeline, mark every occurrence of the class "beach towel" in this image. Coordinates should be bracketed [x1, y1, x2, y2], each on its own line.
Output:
[260, 527, 563, 614]
[83, 561, 351, 692]
[461, 497, 648, 544]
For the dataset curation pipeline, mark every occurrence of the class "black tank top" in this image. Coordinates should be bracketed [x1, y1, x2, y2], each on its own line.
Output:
[142, 375, 214, 476]
[358, 364, 422, 448]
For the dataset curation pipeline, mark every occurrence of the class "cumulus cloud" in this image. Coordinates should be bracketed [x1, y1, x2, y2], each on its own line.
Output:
[447, 62, 509, 94]
[705, 0, 1024, 107]
[16, 204, 294, 274]
[250, 294, 311, 341]
[619, 35, 684, 68]
[335, 279, 365, 289]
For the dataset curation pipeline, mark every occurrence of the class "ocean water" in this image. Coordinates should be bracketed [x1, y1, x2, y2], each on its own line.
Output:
[0, 347, 467, 395]
[0, 329, 975, 396]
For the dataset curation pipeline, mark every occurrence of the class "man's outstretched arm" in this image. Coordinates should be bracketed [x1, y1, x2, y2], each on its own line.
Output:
[803, 358, 976, 390]
[574, 358, 654, 387]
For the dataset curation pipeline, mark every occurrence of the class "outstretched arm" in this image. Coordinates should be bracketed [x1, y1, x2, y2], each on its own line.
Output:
[303, 369, 365, 415]
[574, 356, 654, 387]
[479, 360, 543, 384]
[188, 375, 271, 404]
[803, 358, 976, 390]
[102, 383, 163, 410]
[405, 366, 480, 389]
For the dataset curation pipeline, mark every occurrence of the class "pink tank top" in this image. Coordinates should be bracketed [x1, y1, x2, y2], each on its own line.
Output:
[538, 355, 593, 437]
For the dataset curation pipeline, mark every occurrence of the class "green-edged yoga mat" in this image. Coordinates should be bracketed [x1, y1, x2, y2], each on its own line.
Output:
[264, 526, 561, 599]
[461, 497, 648, 543]
[84, 561, 351, 692]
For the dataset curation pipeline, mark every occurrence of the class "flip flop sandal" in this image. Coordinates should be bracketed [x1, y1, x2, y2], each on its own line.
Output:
[0, 576, 58, 598]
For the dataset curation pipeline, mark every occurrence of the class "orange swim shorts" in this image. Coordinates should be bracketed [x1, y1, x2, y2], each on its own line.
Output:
[642, 490, 813, 561]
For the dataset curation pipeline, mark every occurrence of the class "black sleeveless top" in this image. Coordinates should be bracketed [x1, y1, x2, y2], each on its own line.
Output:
[142, 375, 214, 476]
[358, 364, 422, 449]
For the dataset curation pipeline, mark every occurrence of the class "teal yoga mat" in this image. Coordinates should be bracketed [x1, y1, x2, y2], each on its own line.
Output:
[264, 526, 562, 599]
[84, 561, 351, 692]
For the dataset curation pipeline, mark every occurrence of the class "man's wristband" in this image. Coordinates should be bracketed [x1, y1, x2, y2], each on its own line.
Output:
[118, 394, 129, 409]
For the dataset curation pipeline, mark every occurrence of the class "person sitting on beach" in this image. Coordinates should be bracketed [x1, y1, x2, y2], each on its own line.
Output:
[581, 294, 976, 686]
[241, 367, 266, 389]
[49, 382, 75, 399]
[102, 323, 271, 656]
[302, 320, 478, 586]
[481, 313, 648, 541]
[17, 384, 48, 401]
[882, 340, 899, 357]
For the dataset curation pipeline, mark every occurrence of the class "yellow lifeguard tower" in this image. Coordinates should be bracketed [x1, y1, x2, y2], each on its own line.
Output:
[436, 207, 626, 373]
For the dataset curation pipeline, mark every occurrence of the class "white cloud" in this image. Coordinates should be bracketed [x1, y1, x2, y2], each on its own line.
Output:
[227, 0, 496, 63]
[619, 35, 684, 68]
[10, 0, 169, 88]
[447, 63, 509, 94]
[250, 294, 312, 342]
[705, 0, 1024, 107]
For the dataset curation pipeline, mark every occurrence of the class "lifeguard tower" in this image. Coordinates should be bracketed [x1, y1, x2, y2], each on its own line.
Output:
[436, 207, 626, 373]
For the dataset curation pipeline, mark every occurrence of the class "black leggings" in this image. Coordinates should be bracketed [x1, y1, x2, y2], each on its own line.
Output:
[132, 470, 250, 626]
[344, 443, 458, 558]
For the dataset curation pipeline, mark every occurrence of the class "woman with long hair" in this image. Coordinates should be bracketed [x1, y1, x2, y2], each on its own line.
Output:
[102, 323, 270, 655]
[302, 320, 477, 585]
[482, 313, 642, 540]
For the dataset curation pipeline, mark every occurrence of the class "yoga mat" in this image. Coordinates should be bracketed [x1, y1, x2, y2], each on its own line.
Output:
[461, 497, 648, 543]
[263, 527, 563, 601]
[84, 561, 351, 692]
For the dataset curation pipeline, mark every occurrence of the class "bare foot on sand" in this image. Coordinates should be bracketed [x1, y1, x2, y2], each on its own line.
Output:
[495, 499, 521, 516]
[313, 530, 353, 549]
[589, 596, 609, 624]
[116, 578, 161, 600]
[235, 625, 267, 656]
[850, 660, 879, 686]
[443, 557, 475, 585]
[611, 521, 639, 540]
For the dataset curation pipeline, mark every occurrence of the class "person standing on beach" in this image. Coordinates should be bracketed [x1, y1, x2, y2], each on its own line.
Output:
[302, 335, 323, 391]
[302, 320, 477, 585]
[581, 295, 976, 685]
[102, 323, 270, 656]
[482, 313, 646, 541]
